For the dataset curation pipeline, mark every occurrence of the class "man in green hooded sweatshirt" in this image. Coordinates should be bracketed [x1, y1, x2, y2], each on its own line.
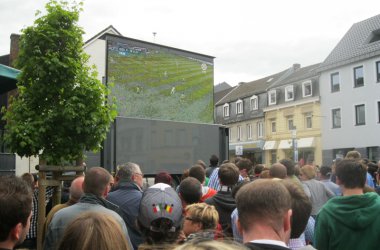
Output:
[314, 159, 380, 250]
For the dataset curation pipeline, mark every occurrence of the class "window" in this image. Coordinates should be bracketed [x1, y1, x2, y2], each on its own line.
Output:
[330, 72, 340, 92]
[285, 85, 294, 101]
[223, 103, 230, 117]
[332, 108, 341, 128]
[302, 81, 312, 97]
[268, 90, 276, 105]
[376, 61, 380, 83]
[354, 66, 364, 87]
[355, 104, 365, 126]
[247, 124, 252, 139]
[236, 99, 243, 114]
[257, 122, 263, 138]
[250, 95, 258, 110]
[237, 126, 242, 141]
[305, 113, 312, 129]
[378, 101, 380, 123]
[270, 150, 277, 164]
[287, 117, 294, 131]
[271, 120, 276, 133]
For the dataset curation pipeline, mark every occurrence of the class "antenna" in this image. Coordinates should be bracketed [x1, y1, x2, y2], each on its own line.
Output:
[153, 32, 157, 42]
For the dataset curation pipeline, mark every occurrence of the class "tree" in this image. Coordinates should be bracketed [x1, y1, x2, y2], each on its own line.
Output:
[3, 0, 116, 165]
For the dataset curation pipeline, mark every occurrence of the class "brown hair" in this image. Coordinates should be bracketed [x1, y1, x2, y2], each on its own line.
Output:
[83, 167, 111, 197]
[57, 211, 131, 250]
[236, 179, 291, 232]
[189, 165, 206, 184]
[336, 159, 366, 188]
[218, 163, 239, 186]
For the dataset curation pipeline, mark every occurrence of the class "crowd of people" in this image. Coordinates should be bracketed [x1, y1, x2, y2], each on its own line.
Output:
[1, 151, 380, 250]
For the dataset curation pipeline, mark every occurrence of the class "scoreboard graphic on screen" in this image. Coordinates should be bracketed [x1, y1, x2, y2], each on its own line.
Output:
[107, 37, 214, 124]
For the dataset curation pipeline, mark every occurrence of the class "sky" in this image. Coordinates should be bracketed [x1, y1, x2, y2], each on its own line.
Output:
[1, 0, 380, 86]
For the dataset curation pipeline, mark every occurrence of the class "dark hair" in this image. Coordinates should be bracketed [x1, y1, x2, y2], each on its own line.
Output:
[231, 180, 250, 199]
[281, 180, 312, 238]
[254, 164, 265, 175]
[236, 179, 291, 232]
[83, 167, 111, 197]
[279, 159, 295, 176]
[181, 169, 190, 181]
[21, 173, 35, 190]
[335, 159, 366, 188]
[189, 165, 206, 184]
[139, 217, 180, 245]
[154, 171, 173, 186]
[236, 158, 253, 172]
[319, 165, 332, 177]
[0, 176, 33, 241]
[367, 162, 378, 179]
[218, 163, 240, 187]
[210, 155, 219, 166]
[179, 177, 202, 204]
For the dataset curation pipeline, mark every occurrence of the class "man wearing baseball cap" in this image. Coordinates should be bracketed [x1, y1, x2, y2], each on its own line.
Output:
[138, 183, 183, 249]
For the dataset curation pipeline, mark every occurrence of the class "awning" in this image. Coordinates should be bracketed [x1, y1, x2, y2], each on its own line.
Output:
[262, 140, 277, 150]
[0, 64, 19, 94]
[297, 137, 315, 148]
[278, 140, 292, 149]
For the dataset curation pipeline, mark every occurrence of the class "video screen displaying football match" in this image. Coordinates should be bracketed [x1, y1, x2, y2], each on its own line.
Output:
[107, 38, 214, 124]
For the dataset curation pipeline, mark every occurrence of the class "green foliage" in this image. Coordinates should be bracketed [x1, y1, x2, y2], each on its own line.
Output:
[3, 0, 116, 164]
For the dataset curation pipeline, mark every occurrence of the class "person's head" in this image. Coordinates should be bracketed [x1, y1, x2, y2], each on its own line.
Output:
[57, 211, 131, 250]
[182, 203, 219, 236]
[345, 150, 361, 160]
[83, 167, 112, 198]
[281, 180, 312, 239]
[299, 165, 316, 181]
[210, 155, 219, 166]
[279, 158, 295, 176]
[181, 169, 190, 181]
[367, 162, 378, 179]
[179, 177, 202, 205]
[174, 240, 249, 250]
[259, 169, 270, 179]
[218, 163, 240, 187]
[196, 160, 207, 170]
[236, 179, 292, 243]
[335, 159, 367, 189]
[189, 165, 206, 184]
[236, 158, 253, 178]
[0, 175, 33, 248]
[138, 183, 183, 245]
[115, 162, 144, 188]
[269, 163, 287, 179]
[254, 164, 265, 176]
[21, 173, 35, 190]
[69, 176, 85, 203]
[154, 171, 173, 186]
[319, 165, 333, 180]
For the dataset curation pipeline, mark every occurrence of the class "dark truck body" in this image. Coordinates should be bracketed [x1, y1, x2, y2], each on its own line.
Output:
[86, 117, 228, 176]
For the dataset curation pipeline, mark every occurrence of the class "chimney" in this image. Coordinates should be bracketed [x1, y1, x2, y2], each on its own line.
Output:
[10, 33, 20, 68]
[293, 63, 301, 70]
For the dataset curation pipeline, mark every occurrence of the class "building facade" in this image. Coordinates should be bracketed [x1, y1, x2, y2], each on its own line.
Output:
[318, 14, 380, 164]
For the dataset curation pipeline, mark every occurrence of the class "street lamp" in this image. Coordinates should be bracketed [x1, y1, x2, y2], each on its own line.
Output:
[292, 127, 298, 162]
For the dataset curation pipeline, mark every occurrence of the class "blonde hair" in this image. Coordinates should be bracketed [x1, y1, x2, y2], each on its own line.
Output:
[300, 165, 316, 180]
[174, 240, 248, 250]
[57, 211, 131, 250]
[185, 203, 219, 230]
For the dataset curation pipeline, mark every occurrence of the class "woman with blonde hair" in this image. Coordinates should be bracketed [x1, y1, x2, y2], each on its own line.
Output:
[57, 211, 131, 250]
[181, 203, 219, 242]
[299, 165, 335, 218]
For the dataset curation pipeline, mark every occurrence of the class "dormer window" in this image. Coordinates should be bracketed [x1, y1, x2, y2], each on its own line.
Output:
[268, 90, 277, 105]
[223, 103, 230, 117]
[302, 80, 312, 97]
[285, 85, 294, 101]
[236, 99, 243, 114]
[250, 95, 258, 110]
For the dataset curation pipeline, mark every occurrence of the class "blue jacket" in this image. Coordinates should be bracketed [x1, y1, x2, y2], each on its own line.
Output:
[107, 181, 143, 250]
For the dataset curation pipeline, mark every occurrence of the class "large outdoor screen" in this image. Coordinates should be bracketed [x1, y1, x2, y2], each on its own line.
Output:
[106, 37, 214, 123]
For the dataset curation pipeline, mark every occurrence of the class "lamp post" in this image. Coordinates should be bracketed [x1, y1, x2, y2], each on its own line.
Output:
[292, 127, 298, 162]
